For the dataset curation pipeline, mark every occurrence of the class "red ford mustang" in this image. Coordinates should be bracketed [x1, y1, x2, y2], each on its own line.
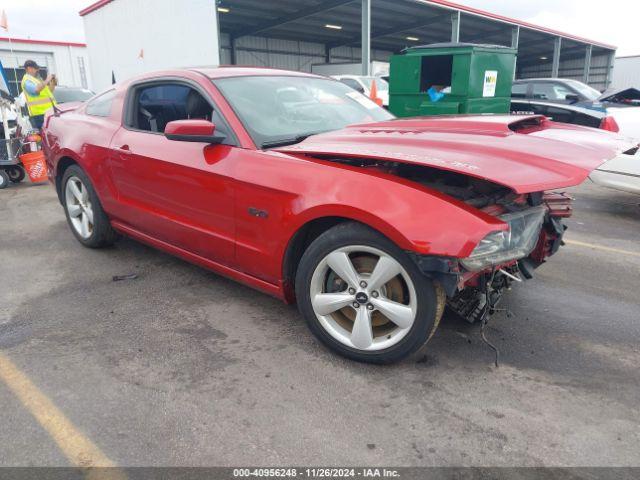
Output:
[42, 68, 636, 363]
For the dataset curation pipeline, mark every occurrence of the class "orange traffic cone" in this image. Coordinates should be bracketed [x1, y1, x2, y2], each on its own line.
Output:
[369, 79, 383, 106]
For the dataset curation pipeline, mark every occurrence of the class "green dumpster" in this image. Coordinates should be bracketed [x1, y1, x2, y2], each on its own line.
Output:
[389, 43, 517, 117]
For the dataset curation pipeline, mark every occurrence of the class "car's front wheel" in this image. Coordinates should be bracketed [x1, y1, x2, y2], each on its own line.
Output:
[61, 165, 117, 248]
[295, 223, 445, 364]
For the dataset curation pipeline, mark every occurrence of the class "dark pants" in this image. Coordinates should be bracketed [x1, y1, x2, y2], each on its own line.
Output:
[30, 115, 45, 130]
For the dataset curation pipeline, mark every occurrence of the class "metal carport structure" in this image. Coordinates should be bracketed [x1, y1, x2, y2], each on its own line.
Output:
[216, 0, 617, 90]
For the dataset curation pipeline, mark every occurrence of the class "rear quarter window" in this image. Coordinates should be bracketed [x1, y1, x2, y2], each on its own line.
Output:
[85, 90, 116, 117]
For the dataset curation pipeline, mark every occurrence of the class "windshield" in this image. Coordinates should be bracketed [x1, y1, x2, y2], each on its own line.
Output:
[54, 88, 95, 104]
[361, 77, 389, 92]
[565, 80, 601, 101]
[213, 75, 394, 148]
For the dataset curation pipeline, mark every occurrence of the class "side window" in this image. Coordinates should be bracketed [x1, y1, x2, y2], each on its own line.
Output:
[85, 90, 115, 117]
[127, 82, 233, 143]
[528, 103, 548, 116]
[511, 83, 528, 98]
[340, 78, 364, 93]
[544, 106, 574, 124]
[572, 112, 601, 129]
[510, 101, 534, 114]
[532, 83, 573, 101]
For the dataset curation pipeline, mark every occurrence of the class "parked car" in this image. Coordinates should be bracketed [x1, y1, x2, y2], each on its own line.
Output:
[512, 78, 632, 108]
[41, 68, 636, 364]
[510, 101, 640, 195]
[590, 146, 640, 195]
[511, 99, 608, 130]
[332, 75, 389, 107]
[53, 86, 95, 104]
[512, 79, 640, 140]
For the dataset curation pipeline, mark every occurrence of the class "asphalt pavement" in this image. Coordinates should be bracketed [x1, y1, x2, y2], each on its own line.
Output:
[1, 180, 639, 467]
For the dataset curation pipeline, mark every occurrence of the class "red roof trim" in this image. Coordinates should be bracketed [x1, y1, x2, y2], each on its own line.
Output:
[79, 0, 114, 17]
[420, 0, 616, 50]
[78, 0, 616, 50]
[0, 36, 86, 48]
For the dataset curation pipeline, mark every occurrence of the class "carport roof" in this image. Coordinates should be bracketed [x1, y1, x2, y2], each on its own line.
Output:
[80, 0, 616, 65]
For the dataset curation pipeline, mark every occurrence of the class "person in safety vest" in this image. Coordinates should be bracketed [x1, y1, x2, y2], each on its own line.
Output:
[20, 60, 57, 129]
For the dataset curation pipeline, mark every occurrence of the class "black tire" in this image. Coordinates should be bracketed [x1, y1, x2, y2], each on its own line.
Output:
[61, 165, 117, 248]
[0, 170, 9, 189]
[6, 166, 26, 183]
[295, 222, 445, 364]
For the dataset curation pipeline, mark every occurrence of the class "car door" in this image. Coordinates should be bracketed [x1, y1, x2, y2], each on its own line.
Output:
[106, 78, 239, 266]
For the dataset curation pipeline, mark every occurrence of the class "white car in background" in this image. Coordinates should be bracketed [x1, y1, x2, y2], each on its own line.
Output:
[590, 145, 640, 195]
[589, 101, 640, 196]
[332, 75, 389, 107]
[606, 106, 640, 140]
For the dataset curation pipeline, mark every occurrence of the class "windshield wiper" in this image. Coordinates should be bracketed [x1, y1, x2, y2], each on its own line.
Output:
[261, 131, 327, 149]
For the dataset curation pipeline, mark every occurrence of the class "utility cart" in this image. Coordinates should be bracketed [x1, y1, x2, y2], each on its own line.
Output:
[0, 137, 25, 188]
[0, 93, 26, 189]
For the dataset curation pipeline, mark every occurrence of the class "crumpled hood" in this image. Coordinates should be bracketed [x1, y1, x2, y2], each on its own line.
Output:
[276, 115, 637, 193]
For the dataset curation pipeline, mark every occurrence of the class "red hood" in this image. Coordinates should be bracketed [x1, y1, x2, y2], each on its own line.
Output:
[276, 115, 637, 193]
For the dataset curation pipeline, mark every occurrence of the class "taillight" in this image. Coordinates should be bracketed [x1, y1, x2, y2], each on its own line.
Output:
[600, 116, 620, 132]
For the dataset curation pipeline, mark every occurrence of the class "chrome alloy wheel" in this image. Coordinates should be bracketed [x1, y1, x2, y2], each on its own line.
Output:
[65, 176, 94, 239]
[309, 246, 417, 351]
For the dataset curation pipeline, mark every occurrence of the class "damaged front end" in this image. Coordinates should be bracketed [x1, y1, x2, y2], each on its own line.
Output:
[414, 190, 572, 324]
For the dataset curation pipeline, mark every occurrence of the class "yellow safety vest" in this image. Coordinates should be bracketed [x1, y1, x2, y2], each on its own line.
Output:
[20, 73, 57, 117]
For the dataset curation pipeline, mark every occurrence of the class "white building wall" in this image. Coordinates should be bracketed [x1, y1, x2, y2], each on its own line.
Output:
[83, 0, 220, 93]
[612, 56, 640, 89]
[0, 40, 91, 92]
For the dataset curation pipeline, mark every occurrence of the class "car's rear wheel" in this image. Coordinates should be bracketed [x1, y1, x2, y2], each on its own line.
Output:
[295, 222, 445, 364]
[62, 165, 117, 248]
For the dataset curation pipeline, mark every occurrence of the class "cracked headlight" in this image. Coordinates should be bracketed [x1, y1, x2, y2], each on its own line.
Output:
[461, 206, 547, 271]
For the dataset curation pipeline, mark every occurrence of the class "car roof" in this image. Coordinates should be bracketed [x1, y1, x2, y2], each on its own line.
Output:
[514, 78, 570, 83]
[193, 66, 324, 80]
[117, 67, 328, 89]
[55, 85, 91, 90]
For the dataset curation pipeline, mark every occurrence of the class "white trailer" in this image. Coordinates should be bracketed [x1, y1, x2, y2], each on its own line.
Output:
[612, 56, 640, 90]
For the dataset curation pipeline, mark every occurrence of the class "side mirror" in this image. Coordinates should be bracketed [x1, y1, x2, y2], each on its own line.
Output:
[164, 119, 225, 144]
[565, 94, 580, 104]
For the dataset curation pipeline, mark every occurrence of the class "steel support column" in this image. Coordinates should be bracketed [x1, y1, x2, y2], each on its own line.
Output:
[583, 44, 592, 84]
[325, 44, 331, 64]
[604, 50, 615, 89]
[552, 37, 562, 78]
[229, 36, 236, 65]
[451, 11, 460, 43]
[361, 0, 371, 76]
[511, 26, 520, 79]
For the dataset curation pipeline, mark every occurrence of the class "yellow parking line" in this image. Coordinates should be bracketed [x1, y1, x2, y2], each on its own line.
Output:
[0, 352, 126, 479]
[565, 239, 640, 258]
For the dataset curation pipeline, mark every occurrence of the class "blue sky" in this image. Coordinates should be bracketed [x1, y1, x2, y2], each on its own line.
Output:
[2, 0, 638, 56]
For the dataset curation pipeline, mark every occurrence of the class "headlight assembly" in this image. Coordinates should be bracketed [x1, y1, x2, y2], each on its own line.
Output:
[461, 206, 547, 271]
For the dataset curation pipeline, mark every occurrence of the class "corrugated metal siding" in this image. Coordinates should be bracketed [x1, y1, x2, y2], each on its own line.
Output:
[518, 53, 611, 90]
[220, 33, 391, 72]
[612, 56, 640, 89]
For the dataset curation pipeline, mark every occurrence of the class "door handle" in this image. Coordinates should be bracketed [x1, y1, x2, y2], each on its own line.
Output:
[115, 144, 131, 154]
